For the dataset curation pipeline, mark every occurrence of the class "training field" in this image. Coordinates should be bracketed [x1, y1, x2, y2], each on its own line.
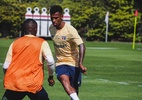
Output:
[0, 39, 142, 100]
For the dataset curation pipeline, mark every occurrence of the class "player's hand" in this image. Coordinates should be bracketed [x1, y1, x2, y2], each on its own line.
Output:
[48, 76, 55, 86]
[79, 64, 87, 74]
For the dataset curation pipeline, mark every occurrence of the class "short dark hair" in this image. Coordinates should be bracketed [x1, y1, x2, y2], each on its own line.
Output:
[23, 19, 37, 29]
[21, 19, 37, 36]
[50, 5, 63, 15]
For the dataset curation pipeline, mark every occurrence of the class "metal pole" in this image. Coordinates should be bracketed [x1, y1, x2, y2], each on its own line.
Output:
[132, 17, 137, 49]
[105, 23, 108, 42]
[105, 12, 109, 42]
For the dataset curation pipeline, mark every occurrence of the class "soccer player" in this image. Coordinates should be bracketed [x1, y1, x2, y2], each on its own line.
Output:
[49, 5, 87, 100]
[2, 19, 55, 100]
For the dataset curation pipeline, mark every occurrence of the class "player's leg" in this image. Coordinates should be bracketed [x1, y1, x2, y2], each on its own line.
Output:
[56, 65, 79, 100]
[73, 67, 82, 95]
[59, 74, 76, 94]
[2, 90, 26, 100]
[59, 74, 79, 100]
[27, 87, 49, 100]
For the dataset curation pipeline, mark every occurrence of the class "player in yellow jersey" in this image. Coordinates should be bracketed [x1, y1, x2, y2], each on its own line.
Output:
[49, 5, 87, 100]
[2, 19, 55, 100]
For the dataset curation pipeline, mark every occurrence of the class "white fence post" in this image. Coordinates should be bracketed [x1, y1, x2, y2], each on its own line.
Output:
[25, 7, 71, 37]
[40, 7, 50, 37]
[33, 7, 40, 36]
[63, 8, 71, 25]
[25, 7, 32, 19]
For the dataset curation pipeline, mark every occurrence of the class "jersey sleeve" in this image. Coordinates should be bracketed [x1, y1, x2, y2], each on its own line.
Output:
[42, 41, 54, 64]
[3, 43, 13, 69]
[42, 41, 55, 76]
[69, 25, 83, 45]
[5, 42, 13, 62]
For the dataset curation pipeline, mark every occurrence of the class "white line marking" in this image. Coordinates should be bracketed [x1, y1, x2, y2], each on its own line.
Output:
[0, 63, 3, 66]
[86, 47, 118, 50]
[117, 82, 129, 85]
[138, 85, 142, 87]
[137, 48, 142, 50]
[82, 78, 142, 87]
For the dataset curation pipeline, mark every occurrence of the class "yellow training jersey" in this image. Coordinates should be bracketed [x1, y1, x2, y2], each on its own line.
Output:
[49, 23, 83, 67]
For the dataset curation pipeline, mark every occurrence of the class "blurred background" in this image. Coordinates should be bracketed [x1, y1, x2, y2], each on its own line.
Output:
[0, 0, 142, 42]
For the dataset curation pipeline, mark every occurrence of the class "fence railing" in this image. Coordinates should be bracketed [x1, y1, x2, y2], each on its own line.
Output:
[25, 7, 71, 37]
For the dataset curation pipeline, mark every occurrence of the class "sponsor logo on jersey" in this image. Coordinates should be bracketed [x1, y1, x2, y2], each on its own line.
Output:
[62, 36, 66, 40]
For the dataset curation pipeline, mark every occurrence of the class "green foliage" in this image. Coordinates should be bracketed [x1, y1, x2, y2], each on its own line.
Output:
[107, 0, 138, 41]
[0, 0, 39, 37]
[0, 0, 142, 42]
[62, 0, 142, 42]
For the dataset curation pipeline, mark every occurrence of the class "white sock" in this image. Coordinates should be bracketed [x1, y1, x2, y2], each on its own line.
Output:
[70, 92, 79, 100]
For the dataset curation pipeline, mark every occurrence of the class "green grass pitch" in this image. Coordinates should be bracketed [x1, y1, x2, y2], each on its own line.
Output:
[0, 39, 142, 100]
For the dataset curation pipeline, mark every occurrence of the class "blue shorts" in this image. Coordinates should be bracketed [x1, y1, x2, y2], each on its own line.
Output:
[56, 65, 82, 87]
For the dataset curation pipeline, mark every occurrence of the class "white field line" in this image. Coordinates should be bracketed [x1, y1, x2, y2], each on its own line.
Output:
[0, 77, 141, 87]
[86, 47, 118, 50]
[82, 78, 142, 87]
[0, 63, 3, 66]
[87, 47, 142, 51]
[137, 48, 142, 50]
[94, 79, 129, 85]
[0, 62, 141, 88]
[0, 78, 136, 86]
[138, 85, 142, 87]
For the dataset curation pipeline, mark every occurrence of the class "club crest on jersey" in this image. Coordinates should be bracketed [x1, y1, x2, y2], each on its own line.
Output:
[62, 36, 66, 40]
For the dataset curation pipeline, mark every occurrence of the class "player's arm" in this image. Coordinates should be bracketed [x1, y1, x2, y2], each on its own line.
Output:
[3, 43, 13, 75]
[78, 43, 87, 74]
[45, 55, 55, 86]
[3, 62, 10, 74]
[42, 41, 55, 86]
[69, 26, 87, 74]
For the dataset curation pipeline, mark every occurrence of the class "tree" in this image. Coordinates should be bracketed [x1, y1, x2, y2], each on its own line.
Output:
[0, 0, 142, 42]
[0, 0, 22, 37]
[62, 0, 108, 40]
[61, 0, 142, 42]
[0, 0, 42, 38]
[106, 0, 136, 41]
